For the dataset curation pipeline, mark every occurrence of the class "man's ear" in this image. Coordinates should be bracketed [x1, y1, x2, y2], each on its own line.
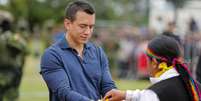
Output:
[64, 18, 71, 30]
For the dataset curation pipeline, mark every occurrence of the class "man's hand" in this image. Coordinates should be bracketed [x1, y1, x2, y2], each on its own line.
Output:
[103, 89, 126, 101]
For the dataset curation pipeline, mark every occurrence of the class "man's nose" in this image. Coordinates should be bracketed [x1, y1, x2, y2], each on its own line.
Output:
[84, 27, 92, 34]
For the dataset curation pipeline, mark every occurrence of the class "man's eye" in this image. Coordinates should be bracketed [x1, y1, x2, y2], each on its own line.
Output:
[89, 25, 94, 29]
[80, 25, 87, 28]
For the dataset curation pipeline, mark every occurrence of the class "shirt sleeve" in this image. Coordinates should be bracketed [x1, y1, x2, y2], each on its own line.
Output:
[98, 47, 117, 96]
[40, 49, 92, 101]
[125, 89, 159, 101]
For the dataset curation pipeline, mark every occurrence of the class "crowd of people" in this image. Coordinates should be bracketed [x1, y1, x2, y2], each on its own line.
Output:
[90, 20, 201, 82]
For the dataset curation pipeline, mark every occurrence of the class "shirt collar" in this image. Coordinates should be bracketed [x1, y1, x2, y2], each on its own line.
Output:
[59, 35, 92, 50]
[149, 68, 179, 84]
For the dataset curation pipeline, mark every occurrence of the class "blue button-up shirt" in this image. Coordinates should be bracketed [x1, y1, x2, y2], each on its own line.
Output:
[40, 35, 116, 101]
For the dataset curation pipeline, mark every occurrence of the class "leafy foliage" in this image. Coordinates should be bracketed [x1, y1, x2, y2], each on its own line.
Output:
[1, 0, 150, 30]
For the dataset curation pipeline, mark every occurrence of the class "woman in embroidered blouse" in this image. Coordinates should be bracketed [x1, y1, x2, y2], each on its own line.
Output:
[104, 35, 201, 101]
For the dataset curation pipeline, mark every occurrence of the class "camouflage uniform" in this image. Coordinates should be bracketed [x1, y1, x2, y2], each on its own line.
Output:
[0, 11, 27, 101]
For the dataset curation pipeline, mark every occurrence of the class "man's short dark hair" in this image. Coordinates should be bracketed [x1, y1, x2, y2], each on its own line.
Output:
[65, 0, 95, 22]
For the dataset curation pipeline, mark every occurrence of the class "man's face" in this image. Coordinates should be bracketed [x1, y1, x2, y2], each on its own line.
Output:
[65, 11, 95, 45]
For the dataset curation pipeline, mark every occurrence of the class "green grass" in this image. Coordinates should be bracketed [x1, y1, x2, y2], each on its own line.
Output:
[19, 54, 150, 101]
[19, 56, 48, 101]
[116, 79, 150, 90]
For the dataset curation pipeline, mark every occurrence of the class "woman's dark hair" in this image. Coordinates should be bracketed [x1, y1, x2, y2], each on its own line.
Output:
[148, 35, 181, 64]
[65, 0, 95, 22]
[147, 35, 201, 101]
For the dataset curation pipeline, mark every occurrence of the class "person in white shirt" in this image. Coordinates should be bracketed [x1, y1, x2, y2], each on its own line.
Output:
[104, 35, 201, 101]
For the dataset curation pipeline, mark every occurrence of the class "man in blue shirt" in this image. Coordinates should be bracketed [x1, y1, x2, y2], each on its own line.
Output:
[40, 1, 116, 101]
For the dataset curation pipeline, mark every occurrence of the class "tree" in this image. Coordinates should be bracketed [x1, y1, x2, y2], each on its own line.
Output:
[89, 0, 148, 26]
[7, 0, 70, 32]
[3, 0, 149, 31]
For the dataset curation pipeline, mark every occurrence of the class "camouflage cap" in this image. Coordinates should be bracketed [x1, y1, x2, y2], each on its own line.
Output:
[0, 10, 13, 22]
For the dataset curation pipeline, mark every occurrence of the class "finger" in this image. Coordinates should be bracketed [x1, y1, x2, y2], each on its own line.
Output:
[105, 98, 109, 101]
[103, 94, 112, 100]
[104, 92, 113, 99]
[108, 97, 116, 101]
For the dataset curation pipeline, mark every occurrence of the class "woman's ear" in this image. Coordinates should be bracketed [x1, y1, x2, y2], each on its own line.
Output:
[149, 58, 160, 77]
[151, 58, 158, 68]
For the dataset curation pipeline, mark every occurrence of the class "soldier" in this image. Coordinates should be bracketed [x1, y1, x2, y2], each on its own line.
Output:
[0, 10, 27, 101]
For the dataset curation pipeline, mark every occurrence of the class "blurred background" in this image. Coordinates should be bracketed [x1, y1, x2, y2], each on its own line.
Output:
[0, 0, 201, 100]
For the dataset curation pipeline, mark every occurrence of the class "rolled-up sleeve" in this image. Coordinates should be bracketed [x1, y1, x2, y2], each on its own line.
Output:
[99, 47, 117, 96]
[40, 49, 91, 101]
